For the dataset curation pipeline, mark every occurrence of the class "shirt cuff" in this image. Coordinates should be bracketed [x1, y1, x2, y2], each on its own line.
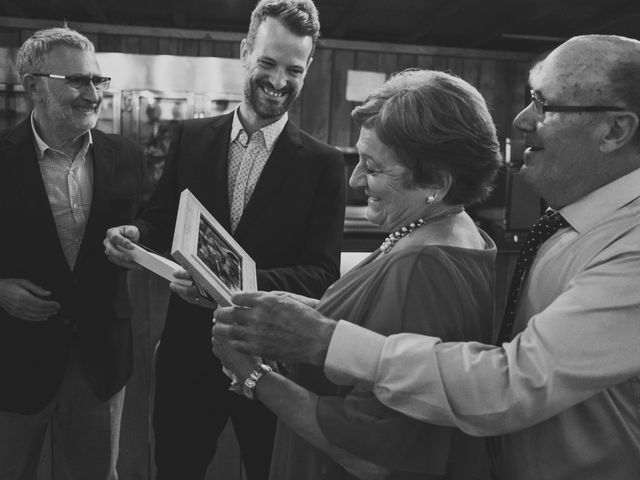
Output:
[324, 320, 385, 387]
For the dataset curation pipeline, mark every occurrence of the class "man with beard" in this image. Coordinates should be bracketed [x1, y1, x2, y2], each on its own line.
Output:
[0, 28, 144, 479]
[104, 1, 345, 478]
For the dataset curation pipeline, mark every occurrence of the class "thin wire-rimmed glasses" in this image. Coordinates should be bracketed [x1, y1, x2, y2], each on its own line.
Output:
[30, 73, 111, 91]
[530, 89, 626, 121]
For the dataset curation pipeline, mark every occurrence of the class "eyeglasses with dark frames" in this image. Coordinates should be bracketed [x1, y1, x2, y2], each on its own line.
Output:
[30, 73, 111, 91]
[530, 89, 626, 121]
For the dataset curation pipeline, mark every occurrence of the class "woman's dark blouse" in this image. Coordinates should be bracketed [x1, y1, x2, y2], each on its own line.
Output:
[270, 231, 497, 480]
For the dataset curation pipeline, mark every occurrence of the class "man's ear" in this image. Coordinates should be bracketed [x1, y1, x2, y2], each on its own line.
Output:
[21, 74, 41, 101]
[600, 111, 640, 153]
[240, 39, 249, 65]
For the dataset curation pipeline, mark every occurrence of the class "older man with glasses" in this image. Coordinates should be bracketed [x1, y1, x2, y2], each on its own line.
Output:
[0, 27, 144, 479]
[214, 34, 640, 480]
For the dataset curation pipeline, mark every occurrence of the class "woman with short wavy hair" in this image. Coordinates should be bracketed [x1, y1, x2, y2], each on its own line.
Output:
[214, 69, 501, 480]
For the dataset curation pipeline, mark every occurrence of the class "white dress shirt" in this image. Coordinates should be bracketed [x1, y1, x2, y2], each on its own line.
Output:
[227, 110, 287, 231]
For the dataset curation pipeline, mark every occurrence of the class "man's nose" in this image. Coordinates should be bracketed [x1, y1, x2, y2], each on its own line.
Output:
[513, 101, 537, 132]
[268, 68, 287, 91]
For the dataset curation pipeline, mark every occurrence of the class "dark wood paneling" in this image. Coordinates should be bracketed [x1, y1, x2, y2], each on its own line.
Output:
[122, 35, 141, 54]
[198, 40, 215, 56]
[99, 34, 123, 53]
[493, 60, 516, 141]
[377, 51, 398, 76]
[447, 56, 464, 77]
[288, 93, 302, 127]
[0, 27, 19, 47]
[462, 57, 481, 87]
[213, 41, 236, 58]
[478, 58, 498, 119]
[396, 53, 417, 73]
[329, 48, 356, 147]
[140, 36, 159, 55]
[157, 37, 179, 55]
[301, 47, 333, 141]
[179, 38, 199, 56]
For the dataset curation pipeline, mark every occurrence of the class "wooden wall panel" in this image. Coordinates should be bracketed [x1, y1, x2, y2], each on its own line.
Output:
[447, 56, 465, 77]
[478, 59, 498, 123]
[288, 93, 302, 127]
[377, 51, 398, 76]
[329, 49, 356, 147]
[157, 37, 179, 55]
[511, 60, 530, 142]
[212, 41, 237, 58]
[396, 53, 417, 73]
[122, 35, 142, 54]
[0, 27, 19, 47]
[140, 37, 159, 55]
[462, 57, 481, 88]
[355, 50, 379, 71]
[493, 61, 516, 141]
[199, 40, 215, 57]
[179, 38, 199, 56]
[301, 47, 333, 140]
[99, 34, 123, 53]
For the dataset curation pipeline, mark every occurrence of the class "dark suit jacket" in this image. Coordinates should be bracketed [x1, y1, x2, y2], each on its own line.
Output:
[137, 113, 345, 383]
[0, 119, 145, 414]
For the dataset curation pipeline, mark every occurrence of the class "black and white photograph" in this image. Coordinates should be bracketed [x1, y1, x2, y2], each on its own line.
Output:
[197, 214, 242, 291]
[2, 1, 640, 479]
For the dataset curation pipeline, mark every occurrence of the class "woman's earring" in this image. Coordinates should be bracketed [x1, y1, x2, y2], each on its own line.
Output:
[425, 192, 437, 206]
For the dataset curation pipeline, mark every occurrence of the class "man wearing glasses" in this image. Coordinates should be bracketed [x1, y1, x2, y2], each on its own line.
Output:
[214, 34, 640, 480]
[0, 27, 144, 479]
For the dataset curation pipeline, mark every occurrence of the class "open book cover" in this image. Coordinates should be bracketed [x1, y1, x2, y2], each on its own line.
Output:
[171, 189, 257, 306]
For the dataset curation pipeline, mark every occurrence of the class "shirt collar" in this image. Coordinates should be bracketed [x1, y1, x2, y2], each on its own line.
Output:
[230, 107, 288, 152]
[559, 167, 640, 234]
[30, 110, 93, 161]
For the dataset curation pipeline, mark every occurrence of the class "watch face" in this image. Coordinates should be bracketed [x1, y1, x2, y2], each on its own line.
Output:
[243, 378, 257, 399]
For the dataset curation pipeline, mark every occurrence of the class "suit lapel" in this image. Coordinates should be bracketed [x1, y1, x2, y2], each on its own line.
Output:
[234, 122, 300, 238]
[4, 120, 71, 276]
[188, 115, 233, 231]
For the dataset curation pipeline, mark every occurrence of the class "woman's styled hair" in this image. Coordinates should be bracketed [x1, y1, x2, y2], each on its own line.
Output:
[352, 69, 502, 205]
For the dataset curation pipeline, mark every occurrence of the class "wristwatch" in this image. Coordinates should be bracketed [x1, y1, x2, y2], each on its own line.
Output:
[242, 364, 273, 400]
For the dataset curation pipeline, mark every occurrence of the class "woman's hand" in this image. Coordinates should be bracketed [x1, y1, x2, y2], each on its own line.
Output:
[211, 317, 259, 381]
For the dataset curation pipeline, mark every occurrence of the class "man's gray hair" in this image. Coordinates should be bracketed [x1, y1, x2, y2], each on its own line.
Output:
[17, 27, 95, 78]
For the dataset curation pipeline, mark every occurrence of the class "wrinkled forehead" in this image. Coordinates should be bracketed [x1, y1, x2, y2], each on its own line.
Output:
[529, 43, 611, 102]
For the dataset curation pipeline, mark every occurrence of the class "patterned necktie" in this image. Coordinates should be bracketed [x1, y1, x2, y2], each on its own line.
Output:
[496, 210, 569, 344]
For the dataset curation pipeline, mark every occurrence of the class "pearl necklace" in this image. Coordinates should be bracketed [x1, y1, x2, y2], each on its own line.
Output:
[379, 206, 465, 254]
